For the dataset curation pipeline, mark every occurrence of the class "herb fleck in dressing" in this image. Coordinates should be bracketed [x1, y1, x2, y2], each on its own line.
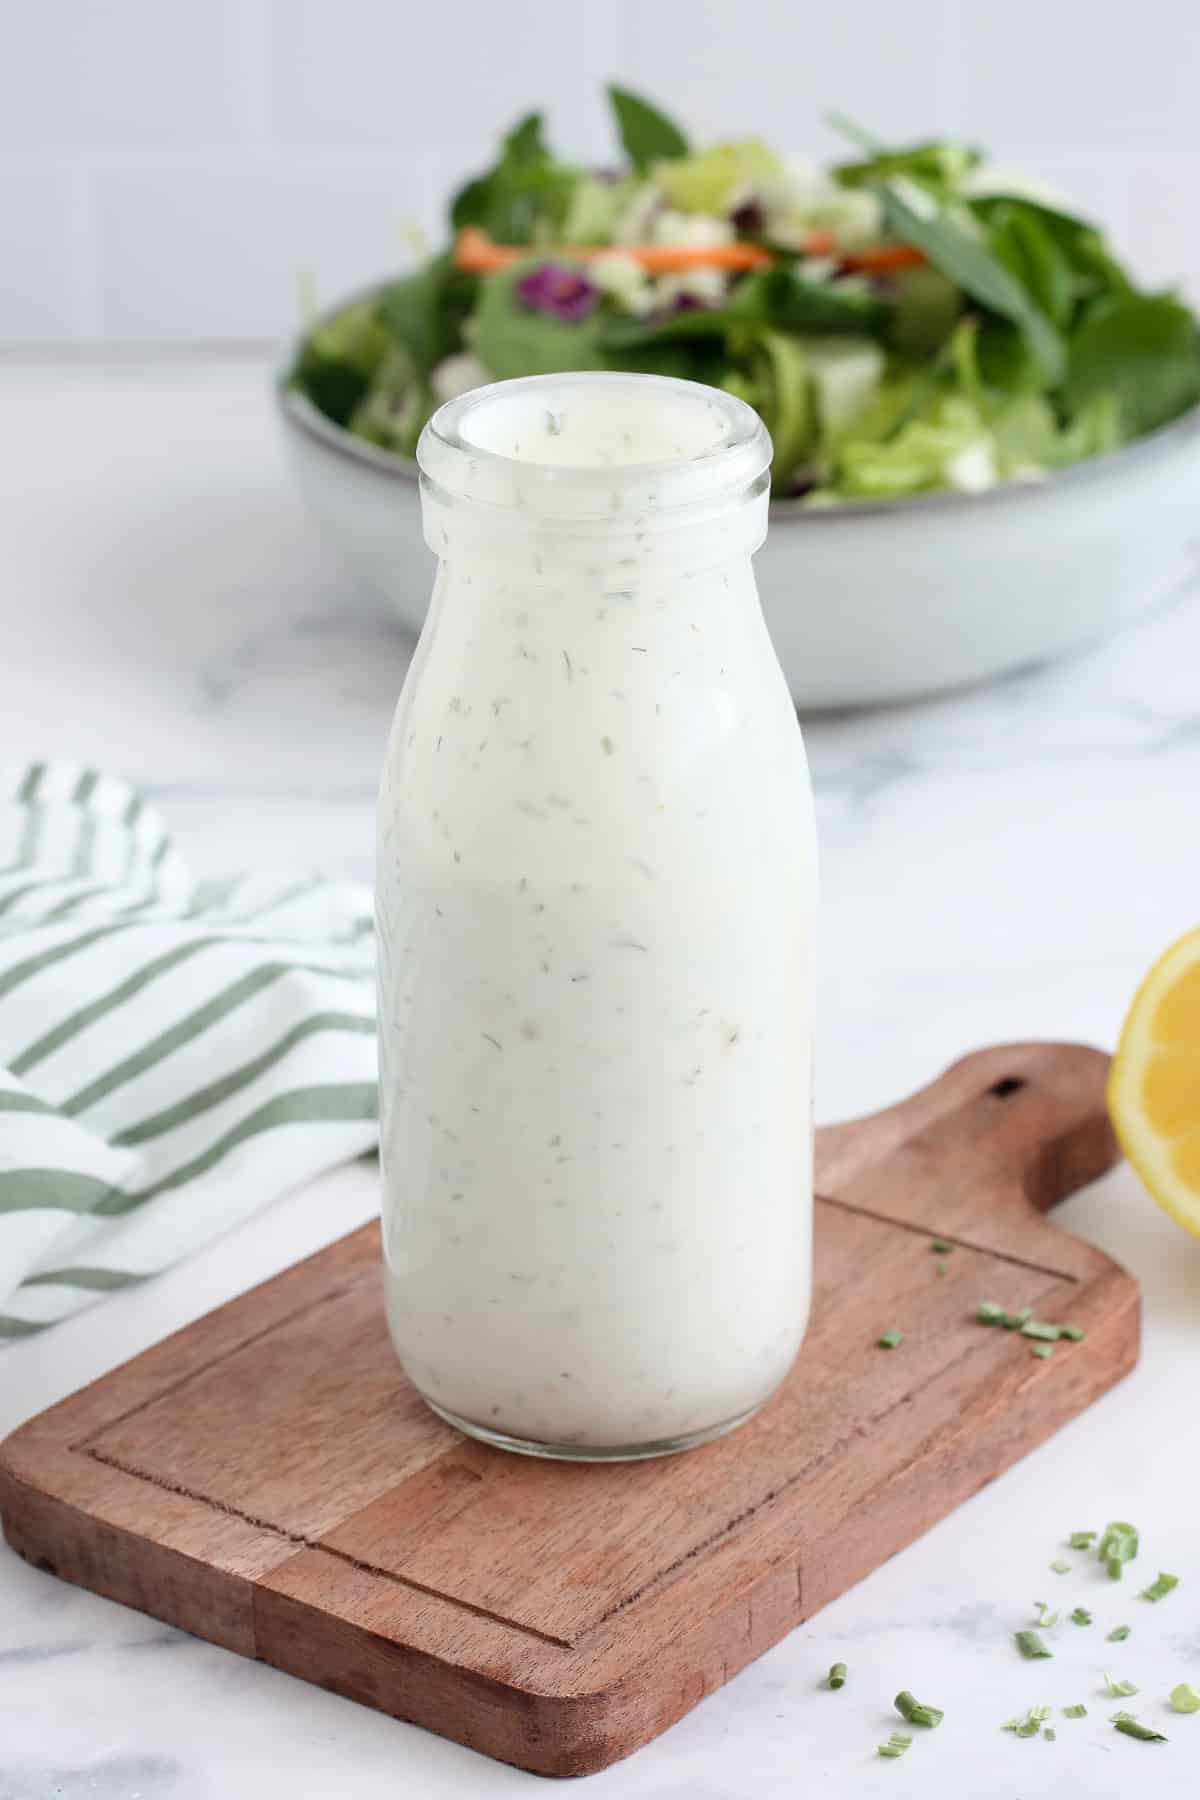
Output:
[376, 373, 817, 1458]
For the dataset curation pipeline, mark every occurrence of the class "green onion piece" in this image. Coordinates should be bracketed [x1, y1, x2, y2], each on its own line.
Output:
[1031, 1343, 1055, 1360]
[894, 1690, 944, 1728]
[1034, 1601, 1058, 1628]
[976, 1300, 1006, 1323]
[1108, 1625, 1132, 1642]
[1005, 1704, 1051, 1737]
[1112, 1714, 1167, 1742]
[1049, 1559, 1071, 1574]
[1069, 1531, 1097, 1550]
[1170, 1683, 1200, 1714]
[1140, 1571, 1179, 1603]
[1043, 1726, 1056, 1741]
[1063, 1704, 1088, 1719]
[1099, 1521, 1139, 1580]
[1015, 1630, 1053, 1659]
[1104, 1673, 1139, 1698]
[1060, 1324, 1085, 1341]
[935, 1259, 947, 1277]
[1021, 1320, 1062, 1341]
[827, 1662, 847, 1689]
[878, 1329, 903, 1349]
[930, 1238, 952, 1254]
[878, 1732, 912, 1758]
[1070, 1607, 1092, 1626]
[1002, 1307, 1033, 1330]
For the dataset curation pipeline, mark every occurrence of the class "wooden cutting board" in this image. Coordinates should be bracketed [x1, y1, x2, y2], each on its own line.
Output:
[0, 1042, 1138, 1778]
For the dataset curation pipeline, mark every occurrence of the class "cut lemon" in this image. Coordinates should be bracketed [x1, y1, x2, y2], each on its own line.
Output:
[1108, 926, 1200, 1236]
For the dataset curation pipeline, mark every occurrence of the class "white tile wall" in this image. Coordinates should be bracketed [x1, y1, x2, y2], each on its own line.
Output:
[1, 0, 1198, 344]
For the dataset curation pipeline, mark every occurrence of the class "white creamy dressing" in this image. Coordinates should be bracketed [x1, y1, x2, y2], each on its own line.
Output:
[377, 374, 817, 1454]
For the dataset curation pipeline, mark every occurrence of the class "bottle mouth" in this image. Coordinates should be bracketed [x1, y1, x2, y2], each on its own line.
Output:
[418, 372, 772, 523]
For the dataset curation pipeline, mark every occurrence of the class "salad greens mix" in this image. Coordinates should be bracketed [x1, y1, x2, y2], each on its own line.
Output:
[290, 88, 1200, 503]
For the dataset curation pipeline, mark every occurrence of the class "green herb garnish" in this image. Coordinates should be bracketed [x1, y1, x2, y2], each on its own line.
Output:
[1070, 1607, 1092, 1626]
[1031, 1343, 1055, 1360]
[935, 1259, 947, 1276]
[878, 1732, 912, 1758]
[1033, 1601, 1058, 1628]
[1015, 1630, 1053, 1660]
[1104, 1673, 1139, 1698]
[1060, 1324, 1085, 1341]
[878, 1329, 903, 1349]
[1140, 1571, 1179, 1603]
[827, 1662, 847, 1689]
[1069, 1531, 1097, 1550]
[1005, 1704, 1051, 1737]
[895, 1690, 943, 1728]
[1003, 1307, 1033, 1330]
[930, 1238, 952, 1254]
[1099, 1521, 1139, 1580]
[1170, 1683, 1200, 1714]
[1108, 1625, 1132, 1642]
[976, 1300, 1007, 1323]
[1062, 1704, 1088, 1719]
[1021, 1319, 1062, 1341]
[1112, 1712, 1167, 1742]
[1044, 1726, 1057, 1741]
[1049, 1559, 1071, 1573]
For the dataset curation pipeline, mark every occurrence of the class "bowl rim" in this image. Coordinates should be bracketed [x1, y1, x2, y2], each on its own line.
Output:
[276, 279, 1200, 525]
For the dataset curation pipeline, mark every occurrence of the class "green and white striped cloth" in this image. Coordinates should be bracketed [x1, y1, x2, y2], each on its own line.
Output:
[0, 762, 377, 1338]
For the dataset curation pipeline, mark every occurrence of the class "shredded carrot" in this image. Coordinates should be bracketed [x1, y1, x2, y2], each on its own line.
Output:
[453, 225, 924, 280]
[840, 242, 926, 274]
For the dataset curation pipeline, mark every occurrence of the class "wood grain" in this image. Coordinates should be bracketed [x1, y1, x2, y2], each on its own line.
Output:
[0, 1042, 1138, 1777]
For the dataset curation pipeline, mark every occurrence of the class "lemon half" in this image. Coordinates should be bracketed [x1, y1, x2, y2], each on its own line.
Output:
[1109, 926, 1200, 1236]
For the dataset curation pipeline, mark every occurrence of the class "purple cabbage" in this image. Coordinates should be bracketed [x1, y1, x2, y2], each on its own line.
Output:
[517, 262, 599, 324]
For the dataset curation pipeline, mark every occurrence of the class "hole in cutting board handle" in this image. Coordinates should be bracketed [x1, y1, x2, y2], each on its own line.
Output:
[988, 1076, 1026, 1098]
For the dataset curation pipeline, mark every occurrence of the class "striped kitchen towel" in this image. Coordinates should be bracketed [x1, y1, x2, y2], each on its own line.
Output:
[0, 762, 377, 1338]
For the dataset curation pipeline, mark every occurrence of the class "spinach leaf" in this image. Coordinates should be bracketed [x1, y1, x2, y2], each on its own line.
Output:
[872, 179, 1065, 384]
[471, 262, 608, 381]
[887, 266, 962, 357]
[375, 255, 476, 377]
[987, 204, 1074, 331]
[1065, 292, 1200, 438]
[836, 138, 980, 200]
[450, 113, 577, 244]
[607, 85, 689, 171]
[291, 296, 392, 426]
[971, 195, 1133, 314]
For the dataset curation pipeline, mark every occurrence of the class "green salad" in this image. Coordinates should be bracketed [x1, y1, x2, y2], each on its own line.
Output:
[290, 87, 1200, 503]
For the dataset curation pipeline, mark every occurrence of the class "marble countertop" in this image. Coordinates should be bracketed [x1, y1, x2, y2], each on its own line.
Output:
[2, 352, 1200, 1800]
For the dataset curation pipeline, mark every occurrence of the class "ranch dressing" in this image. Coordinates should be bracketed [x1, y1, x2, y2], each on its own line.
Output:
[377, 372, 817, 1459]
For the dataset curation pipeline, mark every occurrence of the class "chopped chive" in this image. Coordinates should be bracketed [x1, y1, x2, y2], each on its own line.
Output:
[1043, 1726, 1057, 1741]
[1015, 1630, 1053, 1660]
[1021, 1320, 1062, 1341]
[1069, 1530, 1097, 1550]
[1112, 1713, 1167, 1742]
[878, 1329, 903, 1349]
[1002, 1307, 1033, 1330]
[1139, 1571, 1178, 1603]
[894, 1690, 943, 1728]
[1005, 1704, 1051, 1737]
[826, 1662, 847, 1690]
[935, 1259, 947, 1277]
[1170, 1683, 1200, 1714]
[1060, 1324, 1086, 1341]
[1108, 1625, 1132, 1642]
[1099, 1521, 1139, 1580]
[1070, 1607, 1092, 1626]
[878, 1731, 912, 1758]
[976, 1300, 1007, 1323]
[1063, 1704, 1088, 1719]
[1104, 1673, 1139, 1698]
[930, 1238, 952, 1254]
[1031, 1343, 1055, 1360]
[1049, 1558, 1071, 1573]
[1034, 1601, 1058, 1628]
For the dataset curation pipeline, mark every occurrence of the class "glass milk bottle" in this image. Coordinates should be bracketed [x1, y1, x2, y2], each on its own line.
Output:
[377, 372, 817, 1460]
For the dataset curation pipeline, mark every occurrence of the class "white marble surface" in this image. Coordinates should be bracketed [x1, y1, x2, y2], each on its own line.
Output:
[2, 352, 1200, 1799]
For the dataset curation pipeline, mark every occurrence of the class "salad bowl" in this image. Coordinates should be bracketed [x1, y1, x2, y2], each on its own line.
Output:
[279, 359, 1200, 709]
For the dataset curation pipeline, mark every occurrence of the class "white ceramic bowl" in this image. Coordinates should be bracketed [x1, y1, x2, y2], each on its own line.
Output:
[277, 319, 1200, 710]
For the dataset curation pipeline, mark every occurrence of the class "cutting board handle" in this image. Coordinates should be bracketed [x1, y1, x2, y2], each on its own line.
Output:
[816, 1041, 1121, 1217]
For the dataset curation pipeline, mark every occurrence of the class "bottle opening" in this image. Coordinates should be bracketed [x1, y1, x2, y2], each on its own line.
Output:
[418, 372, 771, 525]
